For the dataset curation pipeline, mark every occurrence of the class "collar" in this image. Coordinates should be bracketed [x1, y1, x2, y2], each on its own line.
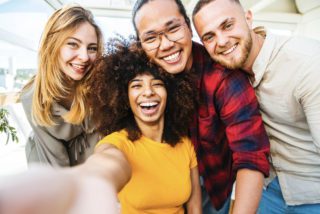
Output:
[251, 30, 277, 87]
[52, 102, 68, 116]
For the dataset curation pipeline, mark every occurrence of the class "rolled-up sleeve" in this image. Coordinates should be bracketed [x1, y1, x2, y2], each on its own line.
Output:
[217, 70, 270, 177]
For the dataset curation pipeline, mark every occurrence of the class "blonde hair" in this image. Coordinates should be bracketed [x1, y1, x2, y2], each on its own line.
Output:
[253, 26, 266, 38]
[24, 5, 104, 126]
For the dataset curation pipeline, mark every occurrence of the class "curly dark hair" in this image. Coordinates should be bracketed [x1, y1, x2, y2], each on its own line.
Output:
[89, 35, 196, 146]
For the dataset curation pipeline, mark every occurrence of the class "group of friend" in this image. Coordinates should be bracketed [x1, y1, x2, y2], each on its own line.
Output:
[1, 0, 319, 214]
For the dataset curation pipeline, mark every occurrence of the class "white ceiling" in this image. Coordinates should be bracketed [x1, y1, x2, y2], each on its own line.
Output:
[0, 0, 319, 67]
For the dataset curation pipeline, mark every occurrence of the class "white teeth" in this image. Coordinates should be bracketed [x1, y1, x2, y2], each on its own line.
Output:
[222, 45, 237, 55]
[140, 102, 158, 107]
[72, 64, 85, 69]
[163, 52, 179, 61]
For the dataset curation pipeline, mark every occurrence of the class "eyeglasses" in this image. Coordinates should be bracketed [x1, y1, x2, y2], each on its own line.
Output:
[140, 22, 186, 51]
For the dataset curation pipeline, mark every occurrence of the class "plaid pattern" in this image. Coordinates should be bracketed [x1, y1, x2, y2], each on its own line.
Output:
[190, 42, 270, 209]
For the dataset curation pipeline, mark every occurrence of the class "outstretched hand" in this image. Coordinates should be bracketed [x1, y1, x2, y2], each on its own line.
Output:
[0, 166, 119, 214]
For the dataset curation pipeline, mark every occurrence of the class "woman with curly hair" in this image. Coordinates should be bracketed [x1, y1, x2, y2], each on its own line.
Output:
[1, 37, 201, 214]
[89, 36, 201, 213]
[20, 5, 104, 166]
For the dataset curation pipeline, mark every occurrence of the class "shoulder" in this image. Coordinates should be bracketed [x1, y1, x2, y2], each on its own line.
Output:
[19, 83, 35, 121]
[271, 35, 320, 78]
[202, 67, 249, 92]
[192, 41, 244, 79]
[20, 82, 34, 105]
[179, 137, 197, 166]
[276, 35, 320, 58]
[97, 130, 129, 147]
[101, 130, 128, 141]
[181, 137, 194, 149]
[174, 137, 195, 154]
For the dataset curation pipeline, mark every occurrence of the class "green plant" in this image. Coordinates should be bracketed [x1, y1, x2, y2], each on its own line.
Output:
[0, 108, 18, 144]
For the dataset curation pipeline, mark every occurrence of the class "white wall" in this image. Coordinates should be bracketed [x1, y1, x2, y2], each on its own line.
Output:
[295, 6, 320, 40]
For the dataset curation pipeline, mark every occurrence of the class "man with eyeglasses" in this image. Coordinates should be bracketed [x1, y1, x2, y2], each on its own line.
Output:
[132, 0, 270, 214]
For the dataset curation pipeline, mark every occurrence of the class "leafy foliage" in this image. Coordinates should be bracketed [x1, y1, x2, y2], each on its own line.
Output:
[0, 108, 18, 144]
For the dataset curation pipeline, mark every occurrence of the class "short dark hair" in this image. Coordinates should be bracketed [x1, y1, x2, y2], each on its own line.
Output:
[132, 0, 191, 39]
[89, 35, 196, 146]
[193, 0, 240, 17]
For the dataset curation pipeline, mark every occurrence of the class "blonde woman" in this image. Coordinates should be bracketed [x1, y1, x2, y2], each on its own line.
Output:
[20, 5, 104, 166]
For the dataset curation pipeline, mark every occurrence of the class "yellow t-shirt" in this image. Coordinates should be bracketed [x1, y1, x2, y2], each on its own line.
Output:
[96, 130, 197, 214]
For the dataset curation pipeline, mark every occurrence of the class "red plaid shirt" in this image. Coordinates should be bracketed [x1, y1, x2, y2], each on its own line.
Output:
[190, 42, 270, 209]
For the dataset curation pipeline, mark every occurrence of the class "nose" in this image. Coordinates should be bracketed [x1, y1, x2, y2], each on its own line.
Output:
[215, 33, 228, 47]
[158, 34, 174, 51]
[143, 86, 155, 97]
[78, 47, 89, 62]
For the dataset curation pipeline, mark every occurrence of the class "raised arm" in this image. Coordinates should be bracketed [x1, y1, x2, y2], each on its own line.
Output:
[0, 144, 131, 214]
[78, 143, 132, 192]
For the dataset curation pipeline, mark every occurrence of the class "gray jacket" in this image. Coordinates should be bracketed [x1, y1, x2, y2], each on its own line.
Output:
[20, 85, 100, 167]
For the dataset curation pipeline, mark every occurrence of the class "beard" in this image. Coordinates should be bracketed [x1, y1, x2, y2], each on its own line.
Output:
[213, 31, 252, 70]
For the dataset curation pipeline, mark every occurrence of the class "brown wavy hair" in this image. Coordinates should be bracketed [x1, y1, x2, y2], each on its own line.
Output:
[89, 36, 197, 146]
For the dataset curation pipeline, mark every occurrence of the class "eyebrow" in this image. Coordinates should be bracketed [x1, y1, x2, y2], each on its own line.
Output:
[220, 17, 234, 28]
[201, 31, 214, 40]
[129, 79, 142, 83]
[143, 18, 181, 35]
[66, 37, 82, 43]
[66, 37, 97, 46]
[129, 76, 160, 83]
[201, 17, 234, 40]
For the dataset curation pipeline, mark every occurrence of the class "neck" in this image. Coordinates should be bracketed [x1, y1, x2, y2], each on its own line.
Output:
[242, 31, 265, 76]
[185, 52, 193, 72]
[136, 117, 164, 143]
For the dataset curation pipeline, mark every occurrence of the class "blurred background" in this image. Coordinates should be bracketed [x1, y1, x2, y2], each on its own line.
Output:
[0, 0, 320, 176]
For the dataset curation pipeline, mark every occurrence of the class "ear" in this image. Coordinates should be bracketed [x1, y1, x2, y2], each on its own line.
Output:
[245, 10, 253, 28]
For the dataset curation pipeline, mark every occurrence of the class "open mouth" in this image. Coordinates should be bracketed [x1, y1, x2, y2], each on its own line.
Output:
[162, 51, 181, 64]
[71, 63, 87, 74]
[139, 101, 159, 116]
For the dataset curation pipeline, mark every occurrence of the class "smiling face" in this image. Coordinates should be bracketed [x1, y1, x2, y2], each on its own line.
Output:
[193, 0, 253, 70]
[134, 0, 193, 74]
[59, 22, 98, 81]
[128, 73, 167, 128]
